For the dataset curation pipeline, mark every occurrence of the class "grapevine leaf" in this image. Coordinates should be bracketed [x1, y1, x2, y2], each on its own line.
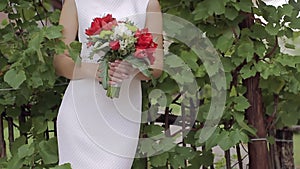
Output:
[169, 153, 186, 169]
[0, 0, 7, 11]
[279, 4, 294, 17]
[240, 64, 257, 79]
[44, 25, 63, 39]
[289, 18, 300, 29]
[217, 131, 234, 151]
[49, 10, 61, 23]
[225, 7, 239, 20]
[32, 116, 48, 134]
[28, 31, 45, 63]
[68, 41, 82, 61]
[265, 22, 280, 36]
[237, 39, 254, 62]
[233, 112, 257, 136]
[281, 112, 299, 126]
[7, 154, 24, 169]
[18, 144, 34, 159]
[39, 138, 58, 164]
[165, 54, 185, 68]
[144, 125, 164, 137]
[207, 0, 226, 15]
[175, 147, 196, 159]
[4, 69, 26, 89]
[198, 151, 214, 167]
[50, 163, 72, 169]
[180, 50, 199, 71]
[238, 0, 252, 12]
[139, 139, 155, 155]
[216, 30, 234, 53]
[150, 152, 169, 167]
[193, 2, 209, 20]
[233, 96, 250, 111]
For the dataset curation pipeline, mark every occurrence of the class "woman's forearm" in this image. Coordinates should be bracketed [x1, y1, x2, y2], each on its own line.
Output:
[53, 53, 98, 80]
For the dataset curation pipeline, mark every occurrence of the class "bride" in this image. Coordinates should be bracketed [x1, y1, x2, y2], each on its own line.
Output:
[53, 0, 163, 168]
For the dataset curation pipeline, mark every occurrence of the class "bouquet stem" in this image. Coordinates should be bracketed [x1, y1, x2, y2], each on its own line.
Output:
[106, 83, 121, 98]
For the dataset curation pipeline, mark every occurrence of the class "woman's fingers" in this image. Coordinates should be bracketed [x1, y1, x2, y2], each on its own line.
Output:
[108, 69, 125, 80]
[110, 62, 131, 77]
[111, 60, 135, 75]
[96, 60, 137, 85]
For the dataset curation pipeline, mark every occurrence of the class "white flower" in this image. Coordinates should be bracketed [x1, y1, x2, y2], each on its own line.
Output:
[112, 23, 133, 40]
[119, 39, 128, 50]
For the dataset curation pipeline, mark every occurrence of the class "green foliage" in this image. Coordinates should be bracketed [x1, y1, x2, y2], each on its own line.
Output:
[0, 0, 70, 168]
[0, 0, 300, 168]
[133, 0, 300, 168]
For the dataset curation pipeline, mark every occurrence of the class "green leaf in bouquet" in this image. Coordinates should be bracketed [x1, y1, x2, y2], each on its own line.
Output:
[125, 23, 138, 32]
[124, 56, 154, 81]
[99, 59, 109, 89]
[99, 30, 113, 38]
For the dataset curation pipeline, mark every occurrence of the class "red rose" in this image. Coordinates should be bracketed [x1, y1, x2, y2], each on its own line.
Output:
[101, 14, 118, 30]
[102, 14, 114, 23]
[136, 33, 154, 49]
[134, 28, 149, 38]
[134, 28, 158, 65]
[134, 48, 147, 58]
[85, 14, 117, 36]
[102, 20, 118, 30]
[85, 18, 102, 36]
[109, 40, 120, 50]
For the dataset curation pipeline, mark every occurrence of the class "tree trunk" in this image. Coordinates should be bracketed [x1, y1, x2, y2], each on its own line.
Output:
[244, 73, 269, 169]
[238, 9, 270, 169]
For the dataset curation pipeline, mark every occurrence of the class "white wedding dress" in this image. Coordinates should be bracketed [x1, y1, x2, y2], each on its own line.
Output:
[56, 0, 149, 168]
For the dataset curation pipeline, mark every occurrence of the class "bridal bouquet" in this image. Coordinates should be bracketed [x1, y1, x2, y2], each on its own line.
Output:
[85, 14, 157, 98]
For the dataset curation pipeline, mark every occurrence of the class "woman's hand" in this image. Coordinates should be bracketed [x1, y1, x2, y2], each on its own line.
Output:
[95, 60, 136, 85]
[108, 60, 136, 85]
